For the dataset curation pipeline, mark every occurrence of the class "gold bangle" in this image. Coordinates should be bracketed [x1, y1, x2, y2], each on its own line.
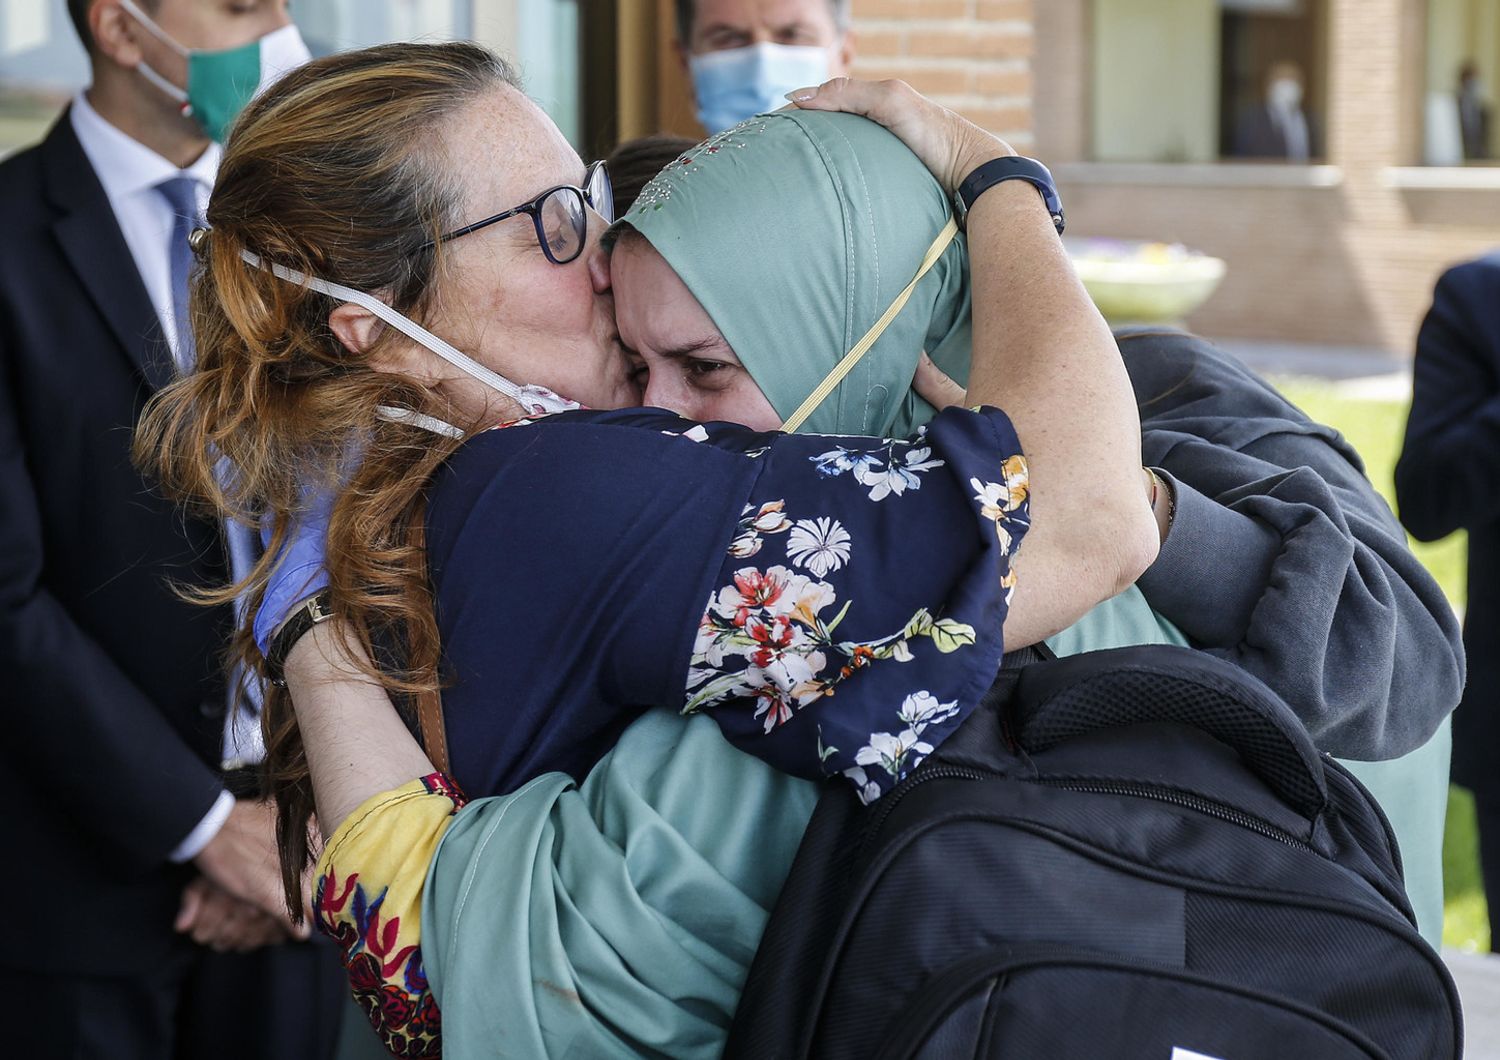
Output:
[1146, 467, 1177, 535]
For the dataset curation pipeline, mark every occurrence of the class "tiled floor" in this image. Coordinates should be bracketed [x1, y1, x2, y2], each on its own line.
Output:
[1446, 949, 1499, 1056]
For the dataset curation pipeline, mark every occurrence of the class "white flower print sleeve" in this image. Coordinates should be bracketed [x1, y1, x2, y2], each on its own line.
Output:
[681, 410, 1030, 802]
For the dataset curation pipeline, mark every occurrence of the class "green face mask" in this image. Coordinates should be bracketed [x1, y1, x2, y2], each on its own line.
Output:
[119, 0, 311, 143]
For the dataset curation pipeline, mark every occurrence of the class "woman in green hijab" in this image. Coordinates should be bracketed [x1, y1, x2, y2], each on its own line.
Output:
[287, 83, 1449, 1060]
[607, 104, 1448, 959]
[612, 107, 973, 440]
[605, 105, 1447, 955]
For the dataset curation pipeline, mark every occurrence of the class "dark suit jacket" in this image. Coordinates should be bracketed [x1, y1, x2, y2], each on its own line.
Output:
[0, 112, 234, 974]
[1396, 253, 1500, 795]
[1460, 93, 1491, 160]
[1232, 104, 1320, 160]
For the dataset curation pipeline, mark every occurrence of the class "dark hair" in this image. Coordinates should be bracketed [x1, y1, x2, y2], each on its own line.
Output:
[606, 133, 700, 214]
[674, 0, 850, 45]
[69, 0, 160, 52]
[136, 41, 521, 917]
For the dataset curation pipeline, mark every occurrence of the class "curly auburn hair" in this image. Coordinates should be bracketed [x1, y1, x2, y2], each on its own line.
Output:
[135, 40, 520, 915]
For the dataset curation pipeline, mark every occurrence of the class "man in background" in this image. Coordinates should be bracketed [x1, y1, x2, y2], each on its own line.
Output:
[1458, 61, 1491, 161]
[0, 1, 344, 1054]
[1233, 60, 1315, 162]
[676, 0, 857, 133]
[1397, 252, 1500, 953]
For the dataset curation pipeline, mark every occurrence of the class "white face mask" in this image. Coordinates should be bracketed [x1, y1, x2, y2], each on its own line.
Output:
[239, 250, 580, 435]
[1268, 78, 1303, 111]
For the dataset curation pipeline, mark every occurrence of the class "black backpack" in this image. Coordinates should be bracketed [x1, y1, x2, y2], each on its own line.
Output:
[726, 645, 1462, 1060]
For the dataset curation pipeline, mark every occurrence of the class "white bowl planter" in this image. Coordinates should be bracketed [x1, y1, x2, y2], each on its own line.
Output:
[1065, 238, 1227, 325]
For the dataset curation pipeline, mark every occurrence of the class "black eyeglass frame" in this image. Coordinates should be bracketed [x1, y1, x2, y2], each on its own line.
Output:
[418, 160, 613, 265]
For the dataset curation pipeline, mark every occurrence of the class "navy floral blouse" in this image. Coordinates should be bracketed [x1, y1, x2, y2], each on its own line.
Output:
[424, 406, 1029, 803]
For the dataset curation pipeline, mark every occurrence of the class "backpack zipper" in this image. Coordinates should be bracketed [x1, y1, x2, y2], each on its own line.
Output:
[859, 765, 992, 860]
[861, 767, 1315, 859]
[1031, 777, 1316, 852]
[870, 945, 1393, 1060]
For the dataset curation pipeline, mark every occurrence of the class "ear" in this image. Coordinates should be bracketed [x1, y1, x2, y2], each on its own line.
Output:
[91, 1, 145, 68]
[329, 303, 386, 357]
[331, 302, 439, 382]
[835, 29, 857, 76]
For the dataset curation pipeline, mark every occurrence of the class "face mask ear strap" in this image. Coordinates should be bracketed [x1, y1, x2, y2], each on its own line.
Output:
[375, 405, 466, 438]
[780, 217, 960, 435]
[238, 248, 534, 405]
[136, 60, 190, 105]
[118, 0, 190, 57]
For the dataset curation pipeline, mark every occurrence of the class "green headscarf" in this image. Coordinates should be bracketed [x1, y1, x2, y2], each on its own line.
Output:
[614, 109, 971, 437]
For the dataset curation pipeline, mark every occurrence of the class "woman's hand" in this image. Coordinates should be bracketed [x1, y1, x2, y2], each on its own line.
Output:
[912, 351, 967, 411]
[787, 78, 1015, 195]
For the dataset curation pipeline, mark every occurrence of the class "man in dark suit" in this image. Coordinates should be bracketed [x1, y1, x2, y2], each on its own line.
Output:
[1232, 60, 1317, 162]
[1458, 61, 1491, 161]
[0, 1, 344, 1054]
[1396, 252, 1500, 947]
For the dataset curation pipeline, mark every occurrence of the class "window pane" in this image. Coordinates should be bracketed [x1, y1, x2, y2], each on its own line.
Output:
[1091, 0, 1325, 163]
[468, 0, 581, 146]
[299, 0, 473, 52]
[1220, 1, 1324, 161]
[0, 1, 87, 156]
[1425, 0, 1499, 164]
[0, 0, 583, 156]
[1094, 0, 1220, 162]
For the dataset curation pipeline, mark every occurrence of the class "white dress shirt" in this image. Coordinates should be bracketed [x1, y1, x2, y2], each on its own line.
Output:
[70, 92, 220, 359]
[69, 92, 239, 862]
[1268, 100, 1311, 163]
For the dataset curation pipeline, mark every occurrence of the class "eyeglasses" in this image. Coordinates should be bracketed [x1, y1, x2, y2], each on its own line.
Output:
[420, 161, 614, 265]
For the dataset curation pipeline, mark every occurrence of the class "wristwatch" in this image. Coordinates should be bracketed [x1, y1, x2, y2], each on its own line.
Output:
[266, 589, 335, 687]
[953, 155, 1065, 235]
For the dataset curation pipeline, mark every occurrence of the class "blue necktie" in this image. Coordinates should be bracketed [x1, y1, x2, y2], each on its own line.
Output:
[155, 175, 201, 371]
[156, 176, 266, 753]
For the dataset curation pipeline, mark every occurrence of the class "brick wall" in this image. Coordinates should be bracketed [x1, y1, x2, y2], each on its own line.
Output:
[852, 0, 1500, 355]
[643, 0, 1500, 355]
[849, 0, 1036, 149]
[1029, 0, 1500, 355]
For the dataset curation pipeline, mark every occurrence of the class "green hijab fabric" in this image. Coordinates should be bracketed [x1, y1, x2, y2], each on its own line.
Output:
[616, 110, 972, 437]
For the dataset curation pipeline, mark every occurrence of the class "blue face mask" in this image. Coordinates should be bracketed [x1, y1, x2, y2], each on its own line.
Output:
[689, 42, 832, 134]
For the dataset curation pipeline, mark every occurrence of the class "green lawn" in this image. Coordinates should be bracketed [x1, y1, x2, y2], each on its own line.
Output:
[0, 92, 64, 157]
[1272, 378, 1487, 952]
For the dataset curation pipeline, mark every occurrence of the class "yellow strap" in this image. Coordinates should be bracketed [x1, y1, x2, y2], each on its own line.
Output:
[780, 217, 960, 435]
